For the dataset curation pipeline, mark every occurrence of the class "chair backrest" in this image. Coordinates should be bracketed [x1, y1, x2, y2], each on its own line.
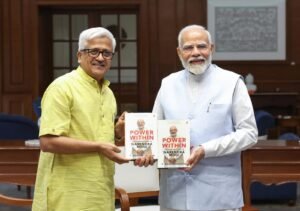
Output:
[0, 114, 39, 140]
[278, 132, 300, 141]
[32, 97, 42, 118]
[254, 110, 275, 138]
[114, 147, 159, 198]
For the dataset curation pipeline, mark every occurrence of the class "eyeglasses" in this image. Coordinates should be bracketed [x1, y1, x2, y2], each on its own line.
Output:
[81, 48, 114, 60]
[181, 44, 209, 54]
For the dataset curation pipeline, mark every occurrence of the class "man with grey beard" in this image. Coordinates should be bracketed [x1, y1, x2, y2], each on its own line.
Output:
[163, 125, 185, 165]
[135, 25, 258, 211]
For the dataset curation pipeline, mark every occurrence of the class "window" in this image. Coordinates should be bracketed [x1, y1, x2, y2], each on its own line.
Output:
[40, 8, 139, 113]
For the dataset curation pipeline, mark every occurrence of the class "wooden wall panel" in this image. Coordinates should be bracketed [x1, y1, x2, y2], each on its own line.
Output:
[2, 94, 33, 116]
[24, 0, 39, 97]
[148, 0, 207, 105]
[1, 0, 37, 117]
[0, 0, 3, 107]
[2, 0, 28, 92]
[289, 0, 300, 64]
[156, 0, 178, 78]
[1, 0, 300, 115]
[185, 0, 206, 25]
[175, 0, 186, 30]
[137, 0, 150, 111]
[255, 81, 300, 93]
[148, 0, 160, 96]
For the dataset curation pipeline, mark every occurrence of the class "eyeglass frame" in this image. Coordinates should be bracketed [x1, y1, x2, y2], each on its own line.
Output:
[80, 48, 115, 60]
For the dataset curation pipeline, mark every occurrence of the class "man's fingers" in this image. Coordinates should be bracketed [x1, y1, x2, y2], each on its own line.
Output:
[114, 154, 130, 164]
[138, 157, 146, 167]
[134, 158, 141, 166]
[149, 157, 156, 165]
[112, 146, 121, 153]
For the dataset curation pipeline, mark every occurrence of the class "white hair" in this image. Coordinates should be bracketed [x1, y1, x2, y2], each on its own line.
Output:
[177, 25, 212, 48]
[78, 27, 116, 52]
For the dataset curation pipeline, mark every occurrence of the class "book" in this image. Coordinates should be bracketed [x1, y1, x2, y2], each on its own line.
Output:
[125, 112, 158, 159]
[157, 120, 190, 168]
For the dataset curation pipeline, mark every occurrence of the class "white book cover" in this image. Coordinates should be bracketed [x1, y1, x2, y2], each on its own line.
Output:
[125, 113, 158, 159]
[157, 120, 190, 168]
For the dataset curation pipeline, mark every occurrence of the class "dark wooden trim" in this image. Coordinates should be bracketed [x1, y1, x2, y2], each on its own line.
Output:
[38, 7, 53, 95]
[0, 0, 3, 110]
[138, 0, 150, 111]
[37, 0, 141, 6]
[148, 0, 159, 98]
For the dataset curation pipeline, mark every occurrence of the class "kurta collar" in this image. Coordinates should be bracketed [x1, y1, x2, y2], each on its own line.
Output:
[184, 64, 213, 82]
[76, 66, 110, 87]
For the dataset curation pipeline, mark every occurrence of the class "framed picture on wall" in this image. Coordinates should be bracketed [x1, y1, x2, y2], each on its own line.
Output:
[207, 0, 286, 61]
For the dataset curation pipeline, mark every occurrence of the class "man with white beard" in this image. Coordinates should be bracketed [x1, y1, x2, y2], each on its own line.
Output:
[163, 125, 185, 165]
[132, 119, 153, 157]
[135, 25, 258, 211]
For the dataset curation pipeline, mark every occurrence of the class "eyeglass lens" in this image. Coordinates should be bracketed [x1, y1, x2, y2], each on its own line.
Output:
[84, 49, 113, 59]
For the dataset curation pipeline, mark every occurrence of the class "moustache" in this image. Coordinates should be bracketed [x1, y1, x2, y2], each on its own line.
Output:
[93, 61, 105, 66]
[188, 57, 206, 63]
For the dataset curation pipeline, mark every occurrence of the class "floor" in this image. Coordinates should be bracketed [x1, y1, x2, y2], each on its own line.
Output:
[0, 184, 300, 211]
[0, 184, 31, 211]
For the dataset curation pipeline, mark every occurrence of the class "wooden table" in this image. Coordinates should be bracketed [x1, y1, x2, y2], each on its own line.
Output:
[2, 139, 300, 209]
[242, 140, 300, 211]
[0, 140, 40, 206]
[0, 140, 130, 210]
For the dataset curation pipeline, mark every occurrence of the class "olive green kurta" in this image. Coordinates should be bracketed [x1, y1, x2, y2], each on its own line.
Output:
[32, 67, 116, 211]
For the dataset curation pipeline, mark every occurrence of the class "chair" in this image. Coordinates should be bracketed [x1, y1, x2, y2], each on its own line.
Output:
[254, 110, 276, 140]
[114, 147, 160, 211]
[0, 114, 39, 140]
[0, 113, 39, 205]
[250, 132, 299, 205]
[32, 97, 42, 118]
[278, 132, 300, 141]
[276, 115, 300, 136]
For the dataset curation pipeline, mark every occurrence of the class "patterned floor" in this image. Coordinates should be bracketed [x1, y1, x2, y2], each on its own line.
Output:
[0, 184, 300, 210]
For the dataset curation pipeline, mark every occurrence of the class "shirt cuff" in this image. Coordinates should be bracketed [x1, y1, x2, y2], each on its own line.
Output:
[201, 142, 215, 158]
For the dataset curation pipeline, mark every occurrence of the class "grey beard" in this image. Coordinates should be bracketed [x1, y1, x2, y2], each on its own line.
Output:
[180, 55, 212, 75]
[188, 65, 207, 75]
